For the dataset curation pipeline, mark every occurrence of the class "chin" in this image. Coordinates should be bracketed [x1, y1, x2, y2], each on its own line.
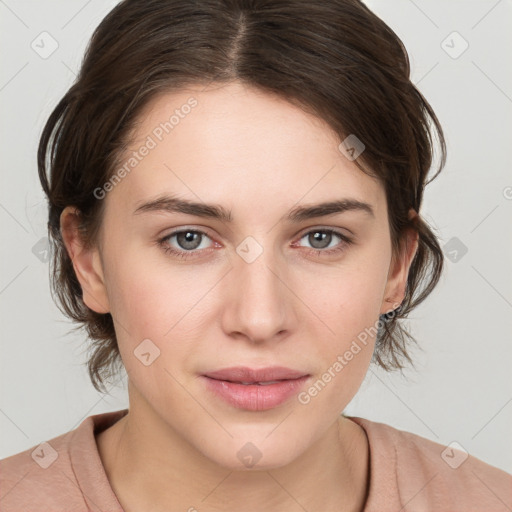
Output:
[198, 431, 307, 472]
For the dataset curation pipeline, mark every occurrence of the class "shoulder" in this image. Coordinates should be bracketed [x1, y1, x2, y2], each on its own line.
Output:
[349, 416, 512, 511]
[0, 427, 86, 512]
[0, 410, 127, 512]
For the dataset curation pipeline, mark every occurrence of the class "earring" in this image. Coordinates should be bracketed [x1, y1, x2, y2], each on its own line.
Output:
[381, 299, 403, 320]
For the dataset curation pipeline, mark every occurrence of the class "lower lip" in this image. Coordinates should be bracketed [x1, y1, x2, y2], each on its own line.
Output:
[202, 375, 310, 411]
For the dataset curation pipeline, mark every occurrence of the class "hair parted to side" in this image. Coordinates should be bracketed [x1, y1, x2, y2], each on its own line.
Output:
[38, 0, 446, 394]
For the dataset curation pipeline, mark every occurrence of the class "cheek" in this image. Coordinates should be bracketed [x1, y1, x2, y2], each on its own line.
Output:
[104, 236, 207, 328]
[103, 250, 218, 371]
[311, 251, 389, 339]
[105, 268, 202, 399]
[300, 249, 390, 399]
[300, 282, 379, 413]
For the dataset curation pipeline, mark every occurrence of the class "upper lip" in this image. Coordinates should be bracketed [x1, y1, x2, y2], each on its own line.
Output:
[203, 366, 309, 383]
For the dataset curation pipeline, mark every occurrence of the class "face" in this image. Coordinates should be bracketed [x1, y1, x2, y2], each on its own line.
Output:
[63, 81, 416, 470]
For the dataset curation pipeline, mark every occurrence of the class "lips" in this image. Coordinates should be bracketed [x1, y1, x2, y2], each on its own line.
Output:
[203, 366, 309, 383]
[201, 366, 311, 411]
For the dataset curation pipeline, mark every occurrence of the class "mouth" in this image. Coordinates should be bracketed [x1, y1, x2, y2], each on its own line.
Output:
[201, 366, 311, 411]
[221, 380, 287, 386]
[203, 366, 309, 383]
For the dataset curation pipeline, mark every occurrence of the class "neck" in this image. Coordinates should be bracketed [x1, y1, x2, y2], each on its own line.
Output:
[96, 398, 369, 512]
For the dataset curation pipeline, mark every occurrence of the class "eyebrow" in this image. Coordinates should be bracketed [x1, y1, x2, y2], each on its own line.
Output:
[133, 195, 374, 222]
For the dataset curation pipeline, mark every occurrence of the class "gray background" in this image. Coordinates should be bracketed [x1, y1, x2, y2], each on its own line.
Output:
[1, 0, 511, 473]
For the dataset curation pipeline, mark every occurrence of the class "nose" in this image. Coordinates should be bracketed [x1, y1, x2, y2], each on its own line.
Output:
[220, 241, 299, 345]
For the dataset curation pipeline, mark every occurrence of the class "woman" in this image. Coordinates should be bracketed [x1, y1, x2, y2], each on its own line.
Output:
[1, 0, 510, 511]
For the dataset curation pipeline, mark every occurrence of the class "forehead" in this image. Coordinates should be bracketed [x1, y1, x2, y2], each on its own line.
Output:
[106, 82, 385, 218]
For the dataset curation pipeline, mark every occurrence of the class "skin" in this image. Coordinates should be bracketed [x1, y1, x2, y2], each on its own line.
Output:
[60, 81, 418, 512]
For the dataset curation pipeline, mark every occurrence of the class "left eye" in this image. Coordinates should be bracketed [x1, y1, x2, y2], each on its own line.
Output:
[295, 229, 351, 251]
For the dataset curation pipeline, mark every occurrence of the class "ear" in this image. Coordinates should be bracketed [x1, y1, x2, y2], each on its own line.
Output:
[60, 206, 110, 314]
[380, 209, 419, 315]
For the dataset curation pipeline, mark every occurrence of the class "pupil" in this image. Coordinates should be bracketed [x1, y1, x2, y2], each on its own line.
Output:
[178, 231, 201, 250]
[311, 231, 330, 249]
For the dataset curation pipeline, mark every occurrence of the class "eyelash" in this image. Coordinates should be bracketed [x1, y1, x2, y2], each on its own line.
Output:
[157, 228, 354, 260]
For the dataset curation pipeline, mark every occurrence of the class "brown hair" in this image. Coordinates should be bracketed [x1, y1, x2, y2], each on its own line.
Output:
[38, 0, 446, 393]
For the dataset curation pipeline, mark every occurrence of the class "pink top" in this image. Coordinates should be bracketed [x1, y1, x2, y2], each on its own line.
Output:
[1, 409, 511, 511]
